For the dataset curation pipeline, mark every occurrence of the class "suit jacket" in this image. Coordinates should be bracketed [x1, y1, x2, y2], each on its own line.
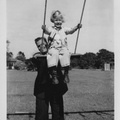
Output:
[31, 53, 68, 96]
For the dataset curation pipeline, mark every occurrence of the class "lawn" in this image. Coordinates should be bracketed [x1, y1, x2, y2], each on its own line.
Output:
[7, 69, 114, 120]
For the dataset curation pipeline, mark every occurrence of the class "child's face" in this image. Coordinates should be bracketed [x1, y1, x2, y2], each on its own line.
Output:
[54, 18, 62, 28]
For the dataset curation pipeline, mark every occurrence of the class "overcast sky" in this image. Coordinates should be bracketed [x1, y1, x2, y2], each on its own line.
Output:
[7, 0, 114, 58]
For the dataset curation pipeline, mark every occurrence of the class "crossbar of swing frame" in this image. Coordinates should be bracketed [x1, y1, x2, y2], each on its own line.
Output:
[33, 53, 81, 58]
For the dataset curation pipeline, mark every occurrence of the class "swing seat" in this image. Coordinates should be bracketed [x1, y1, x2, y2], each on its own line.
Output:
[33, 52, 81, 59]
[70, 53, 81, 58]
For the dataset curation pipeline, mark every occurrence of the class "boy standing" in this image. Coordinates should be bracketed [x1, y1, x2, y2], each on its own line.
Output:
[32, 37, 68, 120]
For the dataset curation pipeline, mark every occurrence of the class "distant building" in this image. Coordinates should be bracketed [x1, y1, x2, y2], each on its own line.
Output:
[104, 62, 114, 71]
[7, 58, 16, 69]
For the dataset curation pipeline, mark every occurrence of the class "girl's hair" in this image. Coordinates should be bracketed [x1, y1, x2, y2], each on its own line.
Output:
[50, 10, 65, 23]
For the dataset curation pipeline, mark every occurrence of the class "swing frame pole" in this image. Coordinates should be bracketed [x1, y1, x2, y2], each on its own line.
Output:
[74, 0, 86, 54]
[42, 0, 47, 43]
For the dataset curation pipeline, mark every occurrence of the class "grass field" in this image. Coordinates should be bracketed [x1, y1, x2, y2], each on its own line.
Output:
[7, 69, 114, 120]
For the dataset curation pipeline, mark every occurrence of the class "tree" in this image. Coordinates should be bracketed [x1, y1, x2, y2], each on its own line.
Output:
[6, 40, 13, 61]
[78, 52, 96, 69]
[6, 40, 10, 52]
[7, 52, 13, 60]
[16, 51, 26, 61]
[79, 56, 88, 69]
[7, 52, 14, 68]
[70, 58, 80, 68]
[25, 58, 37, 71]
[70, 54, 81, 68]
[83, 52, 96, 69]
[14, 60, 26, 70]
[95, 49, 114, 69]
[6, 40, 15, 69]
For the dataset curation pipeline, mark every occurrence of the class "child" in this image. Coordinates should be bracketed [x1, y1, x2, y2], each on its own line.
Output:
[42, 10, 82, 84]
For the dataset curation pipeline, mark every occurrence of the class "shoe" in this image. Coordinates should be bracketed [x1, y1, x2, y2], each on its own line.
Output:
[64, 74, 70, 83]
[51, 69, 59, 84]
[52, 76, 59, 84]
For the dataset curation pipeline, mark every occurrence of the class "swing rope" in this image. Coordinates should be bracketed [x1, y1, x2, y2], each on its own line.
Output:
[42, 0, 47, 43]
[74, 0, 86, 54]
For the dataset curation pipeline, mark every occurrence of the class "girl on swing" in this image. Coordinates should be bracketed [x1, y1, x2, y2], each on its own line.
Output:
[42, 10, 82, 84]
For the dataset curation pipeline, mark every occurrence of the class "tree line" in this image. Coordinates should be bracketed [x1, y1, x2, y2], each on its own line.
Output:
[70, 49, 114, 69]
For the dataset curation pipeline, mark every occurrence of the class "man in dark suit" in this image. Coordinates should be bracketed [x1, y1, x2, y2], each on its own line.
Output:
[31, 37, 68, 120]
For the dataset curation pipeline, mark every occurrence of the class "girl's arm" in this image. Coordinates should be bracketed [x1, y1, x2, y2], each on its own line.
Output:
[65, 23, 82, 35]
[41, 25, 51, 35]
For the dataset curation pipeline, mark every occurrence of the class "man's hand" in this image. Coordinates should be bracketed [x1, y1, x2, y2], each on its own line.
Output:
[33, 53, 41, 59]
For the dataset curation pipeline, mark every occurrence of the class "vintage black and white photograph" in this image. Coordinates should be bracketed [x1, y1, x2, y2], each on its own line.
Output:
[6, 0, 114, 120]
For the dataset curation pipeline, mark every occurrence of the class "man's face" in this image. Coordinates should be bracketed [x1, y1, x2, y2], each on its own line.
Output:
[36, 39, 47, 54]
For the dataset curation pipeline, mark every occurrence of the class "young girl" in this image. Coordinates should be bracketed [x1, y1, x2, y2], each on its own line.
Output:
[42, 10, 82, 84]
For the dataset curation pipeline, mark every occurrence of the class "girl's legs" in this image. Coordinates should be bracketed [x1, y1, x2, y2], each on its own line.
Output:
[59, 48, 70, 83]
[47, 48, 59, 67]
[63, 66, 70, 83]
[49, 66, 59, 84]
[47, 48, 59, 84]
[59, 48, 70, 67]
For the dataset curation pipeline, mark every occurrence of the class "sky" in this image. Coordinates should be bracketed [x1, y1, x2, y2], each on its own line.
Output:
[7, 0, 114, 58]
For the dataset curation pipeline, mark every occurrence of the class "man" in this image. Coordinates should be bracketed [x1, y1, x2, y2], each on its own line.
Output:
[31, 37, 68, 120]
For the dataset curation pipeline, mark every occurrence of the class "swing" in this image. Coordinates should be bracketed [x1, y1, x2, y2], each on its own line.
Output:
[34, 0, 86, 58]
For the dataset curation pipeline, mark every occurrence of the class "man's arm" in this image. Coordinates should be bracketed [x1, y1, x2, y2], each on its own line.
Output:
[30, 53, 41, 66]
